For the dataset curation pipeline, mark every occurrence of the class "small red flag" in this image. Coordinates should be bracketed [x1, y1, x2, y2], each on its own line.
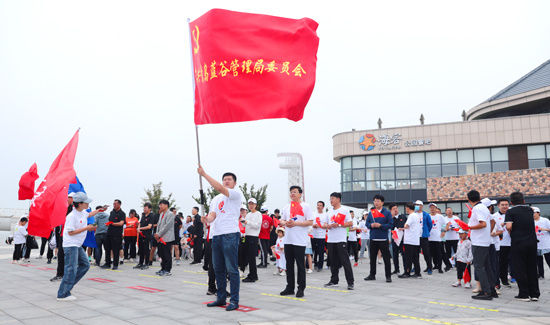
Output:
[239, 221, 246, 234]
[273, 218, 280, 228]
[371, 209, 385, 219]
[315, 217, 322, 227]
[331, 213, 346, 225]
[105, 221, 113, 226]
[18, 163, 39, 200]
[463, 267, 471, 283]
[190, 9, 319, 125]
[391, 230, 398, 241]
[456, 219, 469, 231]
[159, 238, 167, 245]
[466, 204, 472, 219]
[290, 201, 304, 220]
[28, 131, 79, 238]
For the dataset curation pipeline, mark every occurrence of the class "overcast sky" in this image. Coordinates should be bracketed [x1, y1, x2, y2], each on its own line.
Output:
[1, 1, 550, 215]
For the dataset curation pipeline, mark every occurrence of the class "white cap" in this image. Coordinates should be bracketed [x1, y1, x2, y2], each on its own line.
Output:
[68, 192, 76, 198]
[533, 207, 540, 213]
[414, 200, 424, 206]
[260, 206, 268, 212]
[363, 210, 368, 215]
[240, 205, 247, 210]
[428, 203, 438, 208]
[481, 198, 493, 207]
[72, 192, 92, 204]
[247, 198, 257, 204]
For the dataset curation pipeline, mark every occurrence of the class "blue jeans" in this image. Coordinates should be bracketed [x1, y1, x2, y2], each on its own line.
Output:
[57, 246, 90, 298]
[212, 232, 240, 305]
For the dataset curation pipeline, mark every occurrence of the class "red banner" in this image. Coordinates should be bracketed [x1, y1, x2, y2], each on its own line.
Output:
[190, 9, 319, 125]
[28, 131, 79, 238]
[18, 163, 39, 200]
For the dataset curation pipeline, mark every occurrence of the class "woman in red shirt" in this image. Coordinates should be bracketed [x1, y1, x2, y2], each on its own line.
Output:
[124, 209, 139, 261]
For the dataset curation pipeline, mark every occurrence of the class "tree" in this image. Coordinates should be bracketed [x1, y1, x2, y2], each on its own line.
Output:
[192, 182, 268, 214]
[142, 182, 177, 214]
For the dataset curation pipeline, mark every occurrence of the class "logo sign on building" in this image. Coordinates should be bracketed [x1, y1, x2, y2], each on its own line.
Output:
[359, 133, 432, 151]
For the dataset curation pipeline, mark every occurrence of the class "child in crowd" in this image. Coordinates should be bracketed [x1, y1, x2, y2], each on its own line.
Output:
[180, 233, 192, 260]
[452, 229, 472, 288]
[12, 217, 28, 263]
[272, 227, 286, 276]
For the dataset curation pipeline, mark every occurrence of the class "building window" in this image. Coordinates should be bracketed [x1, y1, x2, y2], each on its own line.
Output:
[442, 150, 457, 164]
[352, 156, 365, 169]
[366, 168, 380, 180]
[411, 166, 426, 179]
[366, 155, 379, 167]
[395, 153, 409, 166]
[475, 162, 492, 174]
[395, 166, 410, 179]
[442, 163, 458, 176]
[352, 181, 366, 191]
[410, 152, 425, 165]
[342, 182, 352, 192]
[492, 161, 509, 172]
[366, 181, 381, 191]
[380, 167, 395, 180]
[381, 180, 395, 190]
[342, 157, 352, 170]
[426, 164, 442, 177]
[426, 151, 441, 164]
[458, 163, 475, 175]
[342, 169, 352, 182]
[396, 179, 410, 190]
[528, 145, 549, 169]
[411, 179, 426, 189]
[380, 154, 394, 167]
[352, 169, 365, 181]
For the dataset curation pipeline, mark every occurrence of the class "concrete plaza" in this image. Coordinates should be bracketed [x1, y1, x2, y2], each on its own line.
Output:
[0, 244, 549, 325]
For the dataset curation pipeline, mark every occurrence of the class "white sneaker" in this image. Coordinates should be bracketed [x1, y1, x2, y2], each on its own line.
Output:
[307, 269, 313, 274]
[280, 271, 286, 276]
[464, 282, 471, 289]
[57, 295, 77, 301]
[452, 281, 461, 287]
[273, 270, 280, 275]
[176, 260, 181, 266]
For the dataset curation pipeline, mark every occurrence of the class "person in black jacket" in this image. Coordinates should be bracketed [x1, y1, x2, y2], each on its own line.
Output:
[190, 207, 204, 264]
[365, 194, 394, 283]
[389, 203, 407, 275]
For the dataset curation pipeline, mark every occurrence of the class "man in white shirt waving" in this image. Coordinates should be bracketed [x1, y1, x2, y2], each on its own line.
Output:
[323, 192, 355, 290]
[199, 166, 245, 311]
[279, 186, 314, 298]
[57, 192, 100, 301]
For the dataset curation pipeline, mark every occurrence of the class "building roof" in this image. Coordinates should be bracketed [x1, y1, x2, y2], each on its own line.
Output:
[484, 59, 550, 103]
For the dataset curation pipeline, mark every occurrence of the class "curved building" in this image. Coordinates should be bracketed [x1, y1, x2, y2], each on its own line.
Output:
[333, 59, 550, 218]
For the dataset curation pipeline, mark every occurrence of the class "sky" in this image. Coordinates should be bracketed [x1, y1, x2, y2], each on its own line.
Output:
[1, 0, 550, 216]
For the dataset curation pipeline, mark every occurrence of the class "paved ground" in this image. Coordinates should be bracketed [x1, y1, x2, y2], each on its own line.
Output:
[0, 244, 549, 324]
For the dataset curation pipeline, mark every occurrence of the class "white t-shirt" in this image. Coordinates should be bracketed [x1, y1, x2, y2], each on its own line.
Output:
[281, 201, 314, 246]
[327, 207, 352, 243]
[444, 216, 460, 241]
[211, 189, 245, 236]
[13, 224, 28, 245]
[244, 211, 262, 237]
[468, 203, 491, 247]
[348, 219, 358, 241]
[403, 212, 421, 246]
[312, 211, 328, 239]
[535, 218, 550, 250]
[275, 236, 285, 255]
[428, 214, 445, 242]
[63, 209, 89, 247]
[493, 211, 511, 247]
[490, 213, 503, 251]
[359, 220, 370, 240]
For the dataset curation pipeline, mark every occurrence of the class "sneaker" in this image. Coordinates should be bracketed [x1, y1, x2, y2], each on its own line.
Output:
[100, 264, 111, 269]
[163, 272, 172, 276]
[472, 293, 493, 300]
[427, 269, 433, 275]
[273, 270, 280, 275]
[296, 289, 304, 298]
[306, 269, 313, 274]
[438, 269, 444, 274]
[444, 266, 451, 272]
[111, 266, 118, 270]
[176, 260, 181, 266]
[514, 295, 530, 302]
[206, 290, 216, 296]
[464, 282, 471, 288]
[347, 284, 354, 290]
[140, 265, 149, 270]
[364, 275, 376, 281]
[226, 303, 239, 311]
[510, 278, 516, 283]
[386, 277, 392, 283]
[452, 281, 461, 287]
[242, 278, 256, 283]
[391, 270, 399, 275]
[133, 264, 143, 269]
[280, 271, 286, 276]
[47, 260, 52, 264]
[207, 300, 226, 307]
[531, 297, 539, 302]
[324, 282, 338, 287]
[50, 276, 62, 282]
[57, 295, 76, 301]
[411, 274, 422, 278]
[398, 273, 410, 279]
[280, 288, 294, 296]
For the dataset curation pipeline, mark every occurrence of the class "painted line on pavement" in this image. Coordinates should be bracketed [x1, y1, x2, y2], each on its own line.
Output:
[307, 285, 349, 293]
[183, 280, 207, 286]
[139, 274, 162, 279]
[388, 313, 460, 325]
[182, 270, 208, 274]
[428, 301, 499, 312]
[127, 285, 165, 293]
[261, 293, 305, 302]
[106, 269, 123, 273]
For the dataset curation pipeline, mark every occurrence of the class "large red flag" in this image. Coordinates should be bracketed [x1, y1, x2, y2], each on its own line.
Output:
[190, 9, 319, 125]
[28, 131, 79, 238]
[18, 163, 39, 200]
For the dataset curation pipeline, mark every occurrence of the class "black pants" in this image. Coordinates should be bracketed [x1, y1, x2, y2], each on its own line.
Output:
[347, 240, 358, 263]
[311, 238, 325, 269]
[511, 244, 540, 298]
[205, 240, 216, 292]
[537, 252, 550, 277]
[260, 238, 270, 267]
[429, 241, 442, 270]
[392, 240, 405, 272]
[138, 236, 151, 266]
[369, 240, 391, 277]
[404, 244, 420, 275]
[124, 236, 137, 259]
[105, 235, 122, 267]
[284, 244, 306, 291]
[420, 237, 432, 270]
[13, 244, 23, 260]
[499, 246, 512, 284]
[244, 236, 259, 280]
[193, 237, 204, 263]
[158, 241, 173, 272]
[472, 245, 494, 295]
[24, 236, 34, 259]
[56, 239, 64, 277]
[328, 242, 354, 285]
[40, 237, 49, 256]
[238, 237, 247, 272]
[444, 240, 458, 269]
[456, 261, 471, 281]
[94, 233, 106, 265]
[489, 244, 499, 287]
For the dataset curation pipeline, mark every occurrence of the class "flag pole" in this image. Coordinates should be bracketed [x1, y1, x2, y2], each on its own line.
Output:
[187, 18, 206, 213]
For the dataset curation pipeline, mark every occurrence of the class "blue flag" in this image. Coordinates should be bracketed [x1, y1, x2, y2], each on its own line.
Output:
[68, 176, 85, 194]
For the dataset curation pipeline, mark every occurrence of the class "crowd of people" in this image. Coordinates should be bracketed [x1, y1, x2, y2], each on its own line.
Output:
[9, 168, 549, 308]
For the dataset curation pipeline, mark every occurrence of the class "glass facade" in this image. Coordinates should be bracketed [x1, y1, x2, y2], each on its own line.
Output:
[527, 144, 550, 169]
[341, 147, 509, 191]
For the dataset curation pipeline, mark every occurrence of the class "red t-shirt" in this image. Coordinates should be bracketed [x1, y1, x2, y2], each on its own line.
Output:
[259, 214, 273, 239]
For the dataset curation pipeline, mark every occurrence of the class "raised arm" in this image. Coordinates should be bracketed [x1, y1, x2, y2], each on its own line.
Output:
[197, 165, 229, 197]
